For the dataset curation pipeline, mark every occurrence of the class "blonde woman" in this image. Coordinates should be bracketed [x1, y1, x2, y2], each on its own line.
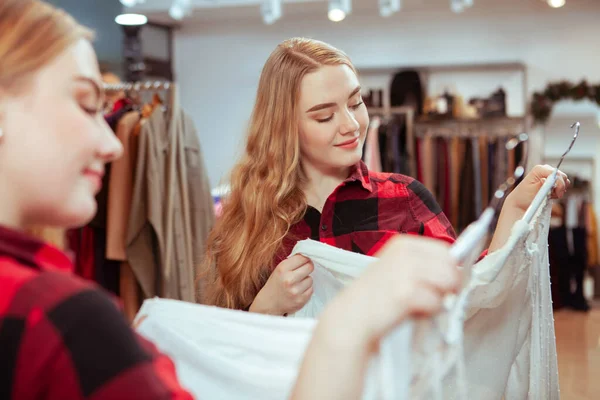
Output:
[200, 38, 568, 315]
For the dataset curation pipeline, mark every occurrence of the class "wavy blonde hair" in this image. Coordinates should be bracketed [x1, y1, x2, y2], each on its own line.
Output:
[199, 38, 357, 309]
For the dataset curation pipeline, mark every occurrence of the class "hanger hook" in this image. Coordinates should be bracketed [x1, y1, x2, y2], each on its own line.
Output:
[556, 122, 580, 170]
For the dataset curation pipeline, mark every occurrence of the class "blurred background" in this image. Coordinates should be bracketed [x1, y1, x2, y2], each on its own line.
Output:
[48, 1, 600, 397]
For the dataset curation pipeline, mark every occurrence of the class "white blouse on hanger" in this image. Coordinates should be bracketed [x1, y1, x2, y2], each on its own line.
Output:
[134, 200, 558, 400]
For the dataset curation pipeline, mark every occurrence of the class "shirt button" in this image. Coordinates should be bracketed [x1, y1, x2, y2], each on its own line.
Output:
[321, 224, 327, 231]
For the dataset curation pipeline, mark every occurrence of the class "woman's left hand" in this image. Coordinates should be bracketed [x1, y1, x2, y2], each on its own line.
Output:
[488, 165, 569, 253]
[505, 164, 570, 211]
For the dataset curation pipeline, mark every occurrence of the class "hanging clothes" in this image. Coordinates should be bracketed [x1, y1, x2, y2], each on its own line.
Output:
[415, 137, 423, 182]
[478, 136, 489, 208]
[421, 136, 436, 195]
[364, 117, 382, 173]
[126, 88, 215, 303]
[586, 203, 599, 268]
[449, 136, 461, 230]
[471, 137, 482, 217]
[106, 111, 142, 260]
[458, 139, 476, 233]
[135, 202, 559, 400]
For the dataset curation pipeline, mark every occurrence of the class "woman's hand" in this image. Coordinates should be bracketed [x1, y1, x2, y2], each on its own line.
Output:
[505, 164, 569, 212]
[331, 235, 460, 346]
[249, 255, 314, 316]
[488, 165, 569, 253]
[291, 235, 459, 400]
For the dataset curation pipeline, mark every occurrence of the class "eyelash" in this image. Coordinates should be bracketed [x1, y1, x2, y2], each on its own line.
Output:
[317, 101, 364, 123]
[82, 105, 100, 116]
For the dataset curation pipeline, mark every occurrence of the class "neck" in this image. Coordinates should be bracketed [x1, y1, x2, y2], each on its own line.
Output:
[302, 161, 352, 211]
[0, 184, 25, 230]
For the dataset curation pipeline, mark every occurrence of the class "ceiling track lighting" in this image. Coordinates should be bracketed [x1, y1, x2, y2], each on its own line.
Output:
[115, 13, 148, 26]
[120, 0, 146, 7]
[379, 0, 401, 17]
[328, 0, 351, 22]
[169, 0, 192, 21]
[261, 0, 282, 25]
[450, 0, 474, 13]
[547, 0, 566, 8]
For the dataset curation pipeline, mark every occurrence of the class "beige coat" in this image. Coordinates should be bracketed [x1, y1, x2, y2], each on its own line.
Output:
[126, 89, 214, 302]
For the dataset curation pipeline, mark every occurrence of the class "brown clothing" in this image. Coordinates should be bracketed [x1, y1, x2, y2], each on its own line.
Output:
[126, 89, 214, 302]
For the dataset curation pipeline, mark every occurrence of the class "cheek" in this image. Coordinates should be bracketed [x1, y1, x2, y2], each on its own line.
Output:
[299, 121, 336, 153]
[357, 108, 369, 136]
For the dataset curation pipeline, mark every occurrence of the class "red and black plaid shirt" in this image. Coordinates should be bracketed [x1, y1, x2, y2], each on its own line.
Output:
[0, 225, 193, 400]
[276, 161, 457, 266]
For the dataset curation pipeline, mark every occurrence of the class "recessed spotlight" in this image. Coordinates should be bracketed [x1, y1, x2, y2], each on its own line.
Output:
[547, 0, 566, 8]
[115, 13, 148, 26]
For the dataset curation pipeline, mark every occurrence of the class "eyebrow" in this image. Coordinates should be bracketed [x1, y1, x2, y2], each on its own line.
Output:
[305, 86, 362, 113]
[74, 76, 104, 103]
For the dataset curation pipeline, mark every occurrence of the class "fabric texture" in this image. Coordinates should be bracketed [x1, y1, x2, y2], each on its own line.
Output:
[0, 225, 193, 400]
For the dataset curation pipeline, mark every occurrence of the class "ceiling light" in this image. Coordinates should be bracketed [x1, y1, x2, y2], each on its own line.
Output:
[547, 0, 565, 8]
[119, 0, 138, 6]
[450, 0, 474, 13]
[115, 13, 148, 26]
[261, 0, 282, 24]
[328, 0, 351, 22]
[169, 0, 192, 20]
[169, 4, 185, 20]
[379, 0, 401, 17]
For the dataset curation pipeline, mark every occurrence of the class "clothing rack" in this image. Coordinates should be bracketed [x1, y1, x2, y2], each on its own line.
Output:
[414, 116, 528, 138]
[103, 80, 172, 92]
[368, 106, 415, 177]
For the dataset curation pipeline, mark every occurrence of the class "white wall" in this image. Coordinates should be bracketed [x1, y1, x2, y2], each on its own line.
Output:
[173, 0, 600, 187]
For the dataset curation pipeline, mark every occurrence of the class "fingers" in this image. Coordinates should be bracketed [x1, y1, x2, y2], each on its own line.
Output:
[420, 262, 461, 294]
[295, 275, 313, 296]
[288, 262, 314, 285]
[408, 286, 445, 318]
[280, 254, 311, 271]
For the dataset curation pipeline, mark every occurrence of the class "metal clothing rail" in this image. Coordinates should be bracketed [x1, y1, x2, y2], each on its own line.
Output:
[103, 80, 172, 92]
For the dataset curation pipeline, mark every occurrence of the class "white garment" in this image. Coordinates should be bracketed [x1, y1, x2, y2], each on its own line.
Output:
[135, 298, 413, 400]
[134, 201, 558, 400]
[289, 200, 558, 400]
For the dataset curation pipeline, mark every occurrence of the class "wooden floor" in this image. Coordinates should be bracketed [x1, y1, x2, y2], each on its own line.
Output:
[555, 304, 600, 399]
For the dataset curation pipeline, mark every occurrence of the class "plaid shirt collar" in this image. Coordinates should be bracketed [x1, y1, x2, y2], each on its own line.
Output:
[0, 224, 72, 273]
[346, 161, 374, 193]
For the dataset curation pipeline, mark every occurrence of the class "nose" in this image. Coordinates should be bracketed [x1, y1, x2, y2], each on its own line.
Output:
[97, 118, 123, 162]
[339, 108, 360, 135]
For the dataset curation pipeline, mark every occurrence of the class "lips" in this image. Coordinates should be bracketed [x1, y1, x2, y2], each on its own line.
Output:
[83, 168, 104, 191]
[335, 137, 359, 147]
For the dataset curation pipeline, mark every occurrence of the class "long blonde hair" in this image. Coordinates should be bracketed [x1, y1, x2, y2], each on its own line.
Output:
[0, 0, 93, 91]
[0, 0, 92, 247]
[200, 38, 357, 309]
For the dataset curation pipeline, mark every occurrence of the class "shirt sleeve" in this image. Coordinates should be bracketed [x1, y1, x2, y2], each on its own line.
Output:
[40, 284, 193, 400]
[405, 179, 457, 244]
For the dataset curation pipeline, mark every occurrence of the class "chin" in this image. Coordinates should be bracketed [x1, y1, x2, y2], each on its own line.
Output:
[60, 200, 98, 229]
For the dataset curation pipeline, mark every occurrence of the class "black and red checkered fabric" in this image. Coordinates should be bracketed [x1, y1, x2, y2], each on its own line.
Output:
[0, 225, 193, 400]
[276, 161, 458, 266]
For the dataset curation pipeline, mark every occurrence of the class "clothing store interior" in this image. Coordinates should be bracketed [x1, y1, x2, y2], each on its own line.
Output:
[6, 0, 599, 398]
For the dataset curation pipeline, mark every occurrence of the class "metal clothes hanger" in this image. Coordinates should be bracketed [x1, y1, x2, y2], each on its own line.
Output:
[522, 122, 580, 224]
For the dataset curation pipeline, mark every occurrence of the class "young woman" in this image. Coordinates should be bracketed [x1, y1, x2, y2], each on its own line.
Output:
[200, 37, 568, 315]
[0, 2, 466, 399]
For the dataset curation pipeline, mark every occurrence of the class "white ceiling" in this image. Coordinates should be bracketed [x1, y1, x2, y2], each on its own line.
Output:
[125, 0, 599, 26]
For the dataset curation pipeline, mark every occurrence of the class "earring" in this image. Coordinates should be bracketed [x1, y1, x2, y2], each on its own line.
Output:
[0, 127, 3, 140]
